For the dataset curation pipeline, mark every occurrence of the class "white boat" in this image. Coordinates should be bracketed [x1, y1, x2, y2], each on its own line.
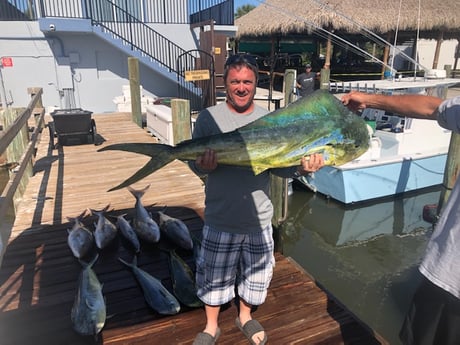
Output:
[297, 77, 459, 204]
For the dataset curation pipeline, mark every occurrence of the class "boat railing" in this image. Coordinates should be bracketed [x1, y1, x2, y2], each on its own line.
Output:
[328, 81, 378, 94]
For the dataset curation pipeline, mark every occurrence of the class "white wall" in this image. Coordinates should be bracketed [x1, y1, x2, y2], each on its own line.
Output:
[417, 39, 458, 70]
[0, 22, 189, 113]
[392, 38, 458, 72]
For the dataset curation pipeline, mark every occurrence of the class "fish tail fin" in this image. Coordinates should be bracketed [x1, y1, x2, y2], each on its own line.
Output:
[118, 256, 137, 268]
[67, 209, 88, 224]
[127, 184, 150, 200]
[89, 204, 111, 216]
[98, 143, 176, 191]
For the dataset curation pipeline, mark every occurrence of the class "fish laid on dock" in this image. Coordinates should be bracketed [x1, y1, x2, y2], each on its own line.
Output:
[67, 214, 94, 259]
[118, 256, 180, 315]
[116, 214, 141, 254]
[127, 185, 161, 243]
[99, 90, 370, 191]
[89, 205, 118, 249]
[71, 255, 106, 337]
[158, 210, 193, 251]
[166, 249, 202, 308]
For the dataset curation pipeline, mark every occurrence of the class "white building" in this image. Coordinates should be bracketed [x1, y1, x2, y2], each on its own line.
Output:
[0, 0, 237, 113]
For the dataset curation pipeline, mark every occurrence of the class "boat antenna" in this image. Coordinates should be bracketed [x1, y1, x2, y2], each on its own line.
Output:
[414, 0, 422, 79]
[391, 0, 403, 79]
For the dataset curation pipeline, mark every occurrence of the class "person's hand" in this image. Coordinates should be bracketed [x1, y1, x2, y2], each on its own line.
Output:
[297, 153, 324, 175]
[195, 148, 217, 172]
[341, 91, 369, 112]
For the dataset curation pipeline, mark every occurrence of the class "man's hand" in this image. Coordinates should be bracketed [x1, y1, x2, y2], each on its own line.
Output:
[341, 91, 369, 112]
[195, 148, 218, 172]
[297, 153, 324, 175]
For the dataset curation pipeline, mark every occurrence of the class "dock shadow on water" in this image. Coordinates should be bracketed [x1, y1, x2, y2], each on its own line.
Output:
[280, 184, 440, 345]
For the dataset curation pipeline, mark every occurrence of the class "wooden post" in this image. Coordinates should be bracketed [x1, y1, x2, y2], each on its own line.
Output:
[171, 98, 191, 145]
[437, 84, 457, 213]
[444, 64, 452, 78]
[439, 133, 460, 213]
[381, 33, 392, 79]
[27, 87, 43, 108]
[271, 70, 297, 228]
[128, 57, 142, 128]
[283, 68, 296, 105]
[324, 34, 332, 70]
[320, 69, 330, 90]
[432, 31, 444, 70]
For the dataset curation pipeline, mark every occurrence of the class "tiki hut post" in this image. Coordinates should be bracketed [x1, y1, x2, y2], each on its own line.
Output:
[432, 31, 444, 69]
[381, 32, 393, 80]
[324, 33, 332, 70]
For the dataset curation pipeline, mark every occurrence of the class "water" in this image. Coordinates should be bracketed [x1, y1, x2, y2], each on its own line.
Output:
[279, 183, 441, 345]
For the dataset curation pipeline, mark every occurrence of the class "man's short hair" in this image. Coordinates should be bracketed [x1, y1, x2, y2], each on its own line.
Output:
[223, 54, 259, 83]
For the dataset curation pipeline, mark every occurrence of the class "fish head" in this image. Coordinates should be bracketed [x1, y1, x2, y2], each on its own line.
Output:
[304, 92, 370, 166]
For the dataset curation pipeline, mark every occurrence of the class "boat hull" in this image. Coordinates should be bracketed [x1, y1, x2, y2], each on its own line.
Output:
[301, 153, 447, 204]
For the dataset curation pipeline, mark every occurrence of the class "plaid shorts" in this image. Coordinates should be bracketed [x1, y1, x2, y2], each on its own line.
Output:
[195, 224, 275, 306]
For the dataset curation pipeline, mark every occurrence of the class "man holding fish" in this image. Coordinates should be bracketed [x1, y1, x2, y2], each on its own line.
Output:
[342, 91, 460, 345]
[190, 54, 324, 345]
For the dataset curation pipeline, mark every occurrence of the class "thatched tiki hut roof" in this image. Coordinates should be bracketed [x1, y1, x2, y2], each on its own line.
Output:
[236, 0, 460, 39]
[235, 0, 460, 71]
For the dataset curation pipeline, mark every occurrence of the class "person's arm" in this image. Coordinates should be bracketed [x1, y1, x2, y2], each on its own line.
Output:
[341, 91, 443, 119]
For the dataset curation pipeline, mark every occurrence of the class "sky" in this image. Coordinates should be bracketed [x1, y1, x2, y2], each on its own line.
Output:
[234, 0, 261, 10]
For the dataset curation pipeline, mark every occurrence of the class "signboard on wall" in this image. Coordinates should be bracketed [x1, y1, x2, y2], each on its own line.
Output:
[1, 57, 13, 67]
[185, 69, 210, 81]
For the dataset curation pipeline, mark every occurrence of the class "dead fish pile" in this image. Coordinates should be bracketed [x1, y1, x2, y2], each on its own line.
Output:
[128, 185, 160, 244]
[63, 184, 204, 335]
[67, 214, 94, 259]
[71, 255, 106, 337]
[158, 210, 193, 251]
[118, 256, 180, 315]
[89, 205, 118, 249]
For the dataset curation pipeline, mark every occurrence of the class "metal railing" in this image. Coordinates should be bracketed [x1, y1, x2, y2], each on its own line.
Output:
[1, 0, 234, 25]
[86, 0, 196, 76]
[0, 0, 37, 20]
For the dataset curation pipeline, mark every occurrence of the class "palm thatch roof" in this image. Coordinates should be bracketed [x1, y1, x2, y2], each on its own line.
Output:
[235, 0, 460, 39]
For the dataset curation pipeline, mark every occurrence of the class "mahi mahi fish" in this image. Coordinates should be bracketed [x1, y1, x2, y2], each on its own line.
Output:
[98, 90, 370, 191]
[118, 256, 180, 315]
[127, 185, 161, 243]
[158, 210, 193, 251]
[67, 213, 94, 259]
[89, 205, 118, 249]
[71, 254, 106, 336]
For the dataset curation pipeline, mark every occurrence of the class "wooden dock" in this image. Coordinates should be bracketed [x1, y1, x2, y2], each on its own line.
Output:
[0, 112, 388, 344]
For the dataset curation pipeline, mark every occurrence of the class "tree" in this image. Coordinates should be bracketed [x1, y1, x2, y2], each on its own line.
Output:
[235, 4, 256, 19]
